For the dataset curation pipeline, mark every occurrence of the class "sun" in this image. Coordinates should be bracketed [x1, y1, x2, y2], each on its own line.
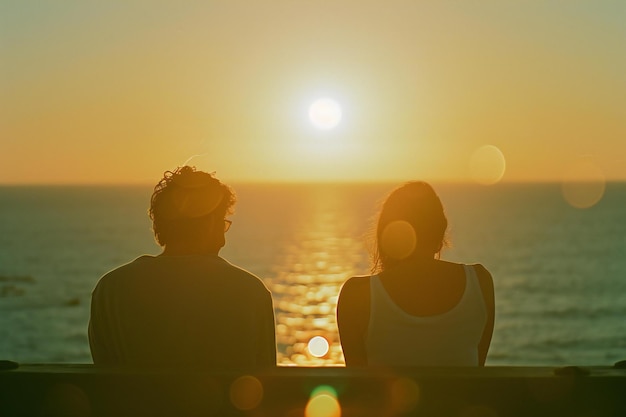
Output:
[308, 98, 342, 130]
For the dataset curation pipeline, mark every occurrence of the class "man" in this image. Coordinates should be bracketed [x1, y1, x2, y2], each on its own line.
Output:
[89, 166, 276, 368]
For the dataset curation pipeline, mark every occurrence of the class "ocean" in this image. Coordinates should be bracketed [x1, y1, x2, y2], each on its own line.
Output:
[1, 182, 625, 367]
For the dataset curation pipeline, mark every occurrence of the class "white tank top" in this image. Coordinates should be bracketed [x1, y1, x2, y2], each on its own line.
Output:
[366, 265, 487, 366]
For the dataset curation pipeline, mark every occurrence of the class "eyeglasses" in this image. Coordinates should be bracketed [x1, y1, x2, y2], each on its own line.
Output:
[224, 219, 232, 232]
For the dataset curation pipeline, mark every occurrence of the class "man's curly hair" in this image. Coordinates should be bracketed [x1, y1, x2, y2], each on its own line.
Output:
[149, 166, 236, 246]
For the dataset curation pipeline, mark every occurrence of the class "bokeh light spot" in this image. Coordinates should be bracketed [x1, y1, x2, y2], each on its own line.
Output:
[381, 220, 416, 260]
[311, 385, 338, 398]
[305, 393, 341, 417]
[229, 375, 264, 411]
[389, 377, 420, 414]
[469, 145, 506, 185]
[308, 336, 330, 358]
[561, 157, 606, 209]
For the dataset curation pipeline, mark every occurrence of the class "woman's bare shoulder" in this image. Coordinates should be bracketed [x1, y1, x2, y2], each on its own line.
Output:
[468, 263, 495, 302]
[440, 261, 494, 288]
[337, 276, 372, 326]
[469, 263, 494, 281]
[340, 275, 372, 294]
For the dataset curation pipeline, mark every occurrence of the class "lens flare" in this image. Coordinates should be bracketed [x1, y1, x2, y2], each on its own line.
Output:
[381, 220, 416, 260]
[389, 377, 420, 413]
[308, 336, 330, 358]
[311, 385, 338, 398]
[306, 393, 341, 417]
[469, 145, 506, 185]
[229, 375, 264, 411]
[561, 157, 606, 209]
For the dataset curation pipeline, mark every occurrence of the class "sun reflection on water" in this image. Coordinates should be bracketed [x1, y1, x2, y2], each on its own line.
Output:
[263, 187, 371, 366]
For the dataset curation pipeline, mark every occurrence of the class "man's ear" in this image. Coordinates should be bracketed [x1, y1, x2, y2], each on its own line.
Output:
[207, 216, 226, 252]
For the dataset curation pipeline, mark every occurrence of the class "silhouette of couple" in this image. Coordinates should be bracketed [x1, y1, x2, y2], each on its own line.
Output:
[89, 166, 495, 368]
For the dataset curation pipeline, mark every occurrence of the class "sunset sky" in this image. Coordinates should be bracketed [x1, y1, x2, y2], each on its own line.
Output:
[1, 1, 625, 184]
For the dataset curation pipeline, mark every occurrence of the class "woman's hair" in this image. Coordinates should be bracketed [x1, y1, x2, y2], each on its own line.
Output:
[372, 181, 449, 273]
[148, 166, 236, 246]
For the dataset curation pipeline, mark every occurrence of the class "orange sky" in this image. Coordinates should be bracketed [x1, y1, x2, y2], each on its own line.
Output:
[1, 1, 625, 184]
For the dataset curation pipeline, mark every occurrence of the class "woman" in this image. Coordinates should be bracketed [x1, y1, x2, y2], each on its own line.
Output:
[337, 181, 495, 367]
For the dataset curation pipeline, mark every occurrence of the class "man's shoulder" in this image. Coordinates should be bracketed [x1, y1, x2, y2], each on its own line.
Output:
[216, 258, 270, 291]
[94, 255, 270, 296]
[100, 255, 154, 277]
[93, 256, 154, 291]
